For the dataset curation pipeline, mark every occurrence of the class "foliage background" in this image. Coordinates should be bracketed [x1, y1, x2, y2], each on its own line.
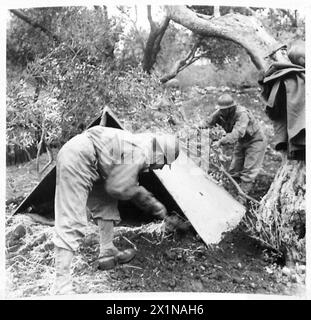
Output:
[6, 5, 305, 162]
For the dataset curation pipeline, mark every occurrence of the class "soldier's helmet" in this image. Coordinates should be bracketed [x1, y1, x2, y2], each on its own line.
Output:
[153, 134, 180, 165]
[288, 41, 305, 67]
[215, 94, 237, 110]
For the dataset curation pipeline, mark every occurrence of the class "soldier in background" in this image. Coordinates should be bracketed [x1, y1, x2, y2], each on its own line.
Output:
[259, 41, 305, 160]
[199, 94, 267, 197]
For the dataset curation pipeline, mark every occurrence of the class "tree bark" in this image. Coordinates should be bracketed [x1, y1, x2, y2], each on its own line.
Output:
[245, 156, 306, 264]
[165, 5, 279, 71]
[142, 6, 170, 73]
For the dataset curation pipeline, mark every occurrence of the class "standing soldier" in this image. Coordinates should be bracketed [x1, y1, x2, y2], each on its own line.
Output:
[52, 125, 179, 295]
[199, 94, 267, 197]
[259, 41, 305, 160]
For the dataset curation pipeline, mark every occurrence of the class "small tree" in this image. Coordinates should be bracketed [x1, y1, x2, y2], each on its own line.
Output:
[6, 80, 70, 175]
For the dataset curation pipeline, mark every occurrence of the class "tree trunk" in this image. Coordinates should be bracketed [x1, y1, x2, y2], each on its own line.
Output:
[142, 6, 170, 73]
[214, 6, 220, 18]
[246, 156, 306, 265]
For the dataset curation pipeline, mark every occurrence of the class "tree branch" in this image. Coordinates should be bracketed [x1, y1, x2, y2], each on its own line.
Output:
[39, 144, 53, 175]
[210, 161, 260, 205]
[165, 5, 280, 71]
[36, 127, 46, 175]
[10, 9, 60, 44]
[160, 39, 200, 83]
[210, 143, 260, 205]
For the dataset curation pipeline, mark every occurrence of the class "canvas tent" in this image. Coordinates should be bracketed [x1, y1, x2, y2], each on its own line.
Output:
[14, 107, 245, 245]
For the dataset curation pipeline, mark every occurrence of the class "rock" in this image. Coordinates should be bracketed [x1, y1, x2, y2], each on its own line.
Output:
[191, 280, 204, 291]
[12, 224, 27, 240]
[44, 241, 54, 251]
[6, 223, 27, 247]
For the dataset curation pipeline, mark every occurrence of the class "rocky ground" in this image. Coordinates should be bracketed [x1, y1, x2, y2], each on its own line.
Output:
[5, 87, 306, 298]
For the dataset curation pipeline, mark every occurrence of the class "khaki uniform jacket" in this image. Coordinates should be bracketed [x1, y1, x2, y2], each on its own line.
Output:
[204, 105, 264, 144]
[54, 126, 166, 252]
[85, 126, 150, 201]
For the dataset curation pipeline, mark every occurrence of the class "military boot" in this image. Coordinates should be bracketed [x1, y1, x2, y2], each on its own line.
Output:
[51, 246, 74, 295]
[97, 219, 136, 270]
[98, 247, 137, 270]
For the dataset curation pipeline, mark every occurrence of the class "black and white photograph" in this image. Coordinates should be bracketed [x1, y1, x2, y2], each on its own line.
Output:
[2, 0, 308, 300]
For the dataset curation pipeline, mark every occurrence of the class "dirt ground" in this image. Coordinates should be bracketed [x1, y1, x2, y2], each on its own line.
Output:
[5, 87, 306, 298]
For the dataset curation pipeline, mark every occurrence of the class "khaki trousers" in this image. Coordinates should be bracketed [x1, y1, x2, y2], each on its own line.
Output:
[53, 133, 120, 252]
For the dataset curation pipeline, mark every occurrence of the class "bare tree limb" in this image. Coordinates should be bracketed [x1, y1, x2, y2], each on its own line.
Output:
[36, 127, 46, 175]
[210, 161, 260, 205]
[160, 39, 201, 83]
[39, 144, 54, 175]
[164, 5, 280, 71]
[209, 142, 260, 205]
[10, 9, 60, 44]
